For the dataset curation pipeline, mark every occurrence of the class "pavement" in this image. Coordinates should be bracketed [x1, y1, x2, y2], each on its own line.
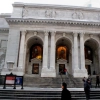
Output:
[0, 86, 100, 91]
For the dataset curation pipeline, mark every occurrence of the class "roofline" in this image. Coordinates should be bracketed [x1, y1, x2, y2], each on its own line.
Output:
[12, 2, 100, 12]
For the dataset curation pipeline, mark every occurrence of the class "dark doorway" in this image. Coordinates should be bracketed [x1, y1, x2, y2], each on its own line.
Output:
[59, 64, 65, 75]
[86, 65, 91, 75]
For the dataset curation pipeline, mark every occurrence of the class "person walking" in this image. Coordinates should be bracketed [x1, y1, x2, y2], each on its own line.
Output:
[84, 79, 90, 100]
[82, 77, 86, 83]
[96, 74, 100, 88]
[88, 75, 92, 88]
[61, 82, 71, 100]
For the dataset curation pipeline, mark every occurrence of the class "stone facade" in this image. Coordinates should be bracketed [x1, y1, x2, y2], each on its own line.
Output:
[0, 2, 100, 77]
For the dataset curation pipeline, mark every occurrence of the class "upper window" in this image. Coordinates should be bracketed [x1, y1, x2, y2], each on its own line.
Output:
[57, 46, 68, 60]
[30, 45, 42, 61]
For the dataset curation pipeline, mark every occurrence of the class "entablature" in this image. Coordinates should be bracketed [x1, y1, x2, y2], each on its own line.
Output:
[6, 18, 100, 27]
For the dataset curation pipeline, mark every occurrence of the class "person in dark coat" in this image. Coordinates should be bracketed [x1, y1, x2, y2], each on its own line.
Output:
[84, 79, 90, 100]
[82, 77, 86, 83]
[61, 82, 71, 100]
[96, 74, 99, 88]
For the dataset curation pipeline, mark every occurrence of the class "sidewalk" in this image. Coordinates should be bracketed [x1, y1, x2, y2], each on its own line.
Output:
[0, 86, 100, 91]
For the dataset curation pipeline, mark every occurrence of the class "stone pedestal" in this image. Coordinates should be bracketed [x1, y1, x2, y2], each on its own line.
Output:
[73, 69, 88, 77]
[41, 67, 56, 77]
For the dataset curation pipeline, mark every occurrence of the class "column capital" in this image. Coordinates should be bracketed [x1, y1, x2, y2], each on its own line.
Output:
[73, 32, 78, 37]
[44, 31, 49, 36]
[79, 33, 85, 37]
[50, 31, 56, 36]
[21, 30, 27, 35]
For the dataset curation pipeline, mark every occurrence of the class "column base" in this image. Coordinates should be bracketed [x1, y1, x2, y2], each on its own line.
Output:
[41, 67, 56, 77]
[1, 67, 24, 76]
[13, 68, 24, 76]
[73, 69, 88, 78]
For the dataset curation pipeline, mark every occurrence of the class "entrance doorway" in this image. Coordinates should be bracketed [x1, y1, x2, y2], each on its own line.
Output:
[85, 65, 91, 75]
[59, 64, 65, 75]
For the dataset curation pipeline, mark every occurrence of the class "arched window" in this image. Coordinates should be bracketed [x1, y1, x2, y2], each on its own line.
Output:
[57, 46, 69, 61]
[30, 45, 42, 61]
[85, 46, 93, 61]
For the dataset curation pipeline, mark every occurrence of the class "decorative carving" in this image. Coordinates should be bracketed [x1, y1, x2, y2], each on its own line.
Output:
[44, 31, 49, 36]
[63, 33, 66, 37]
[89, 34, 93, 38]
[45, 10, 57, 18]
[72, 11, 84, 19]
[79, 32, 85, 37]
[22, 7, 28, 17]
[50, 31, 56, 36]
[73, 32, 78, 37]
[33, 31, 38, 36]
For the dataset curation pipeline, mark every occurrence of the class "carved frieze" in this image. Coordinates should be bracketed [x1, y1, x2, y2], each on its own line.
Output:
[45, 10, 57, 18]
[72, 11, 84, 19]
[22, 7, 28, 17]
[8, 4, 100, 24]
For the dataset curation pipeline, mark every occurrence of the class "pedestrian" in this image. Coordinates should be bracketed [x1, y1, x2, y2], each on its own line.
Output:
[88, 75, 92, 88]
[61, 82, 71, 100]
[84, 79, 90, 100]
[96, 74, 99, 88]
[82, 77, 86, 82]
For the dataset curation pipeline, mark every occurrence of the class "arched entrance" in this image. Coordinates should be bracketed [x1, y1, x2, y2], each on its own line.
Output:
[25, 36, 43, 76]
[85, 39, 99, 75]
[56, 37, 72, 75]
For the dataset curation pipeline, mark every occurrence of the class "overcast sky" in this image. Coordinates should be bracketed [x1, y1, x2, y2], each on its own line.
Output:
[0, 0, 100, 14]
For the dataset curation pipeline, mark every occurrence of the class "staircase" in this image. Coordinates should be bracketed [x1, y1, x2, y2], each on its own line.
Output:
[23, 74, 83, 88]
[0, 89, 100, 100]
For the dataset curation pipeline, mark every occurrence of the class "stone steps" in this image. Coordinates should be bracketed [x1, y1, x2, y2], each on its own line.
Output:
[23, 75, 83, 88]
[0, 89, 100, 99]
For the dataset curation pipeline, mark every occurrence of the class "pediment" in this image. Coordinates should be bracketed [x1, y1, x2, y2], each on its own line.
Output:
[57, 59, 67, 62]
[31, 58, 41, 62]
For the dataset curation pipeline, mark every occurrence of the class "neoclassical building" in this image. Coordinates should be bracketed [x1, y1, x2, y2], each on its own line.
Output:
[0, 2, 100, 78]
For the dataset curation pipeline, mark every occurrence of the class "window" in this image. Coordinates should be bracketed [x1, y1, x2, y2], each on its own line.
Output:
[1, 40, 7, 48]
[32, 64, 39, 74]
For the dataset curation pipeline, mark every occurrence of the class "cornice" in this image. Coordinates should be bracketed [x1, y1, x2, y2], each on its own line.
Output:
[6, 18, 100, 26]
[0, 13, 11, 18]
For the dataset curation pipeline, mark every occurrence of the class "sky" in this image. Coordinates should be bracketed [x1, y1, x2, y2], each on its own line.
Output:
[0, 0, 100, 14]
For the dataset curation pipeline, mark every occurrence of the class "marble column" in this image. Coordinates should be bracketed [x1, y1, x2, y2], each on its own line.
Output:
[41, 31, 56, 77]
[18, 31, 26, 75]
[80, 33, 85, 70]
[98, 46, 100, 74]
[42, 31, 49, 69]
[73, 32, 79, 70]
[50, 31, 56, 69]
[73, 32, 85, 77]
[79, 33, 87, 77]
[49, 31, 56, 76]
